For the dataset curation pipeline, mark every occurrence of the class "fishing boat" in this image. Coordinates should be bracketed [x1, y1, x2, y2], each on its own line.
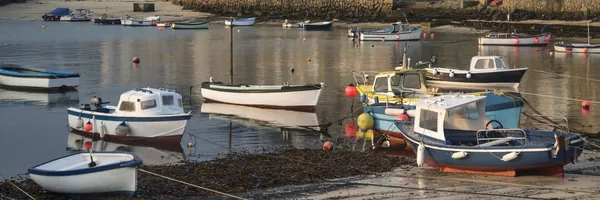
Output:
[94, 15, 121, 25]
[202, 102, 319, 131]
[359, 22, 422, 41]
[60, 9, 93, 22]
[302, 21, 333, 31]
[170, 21, 210, 29]
[122, 16, 160, 26]
[554, 21, 600, 53]
[424, 56, 527, 89]
[394, 95, 584, 177]
[28, 151, 143, 196]
[0, 64, 79, 91]
[282, 19, 308, 28]
[478, 32, 551, 46]
[224, 17, 256, 26]
[42, 8, 71, 21]
[67, 87, 192, 142]
[200, 77, 323, 112]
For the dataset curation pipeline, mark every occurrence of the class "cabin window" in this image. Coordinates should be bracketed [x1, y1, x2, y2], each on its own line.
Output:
[391, 74, 401, 86]
[178, 99, 183, 107]
[474, 59, 494, 69]
[373, 77, 388, 92]
[501, 58, 510, 69]
[119, 101, 136, 112]
[419, 109, 438, 132]
[448, 102, 479, 120]
[494, 59, 504, 69]
[402, 74, 421, 89]
[140, 99, 157, 110]
[162, 95, 174, 105]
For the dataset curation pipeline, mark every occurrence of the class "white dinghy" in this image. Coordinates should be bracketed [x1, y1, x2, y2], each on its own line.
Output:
[224, 17, 256, 26]
[28, 151, 142, 196]
[554, 21, 600, 53]
[0, 64, 79, 91]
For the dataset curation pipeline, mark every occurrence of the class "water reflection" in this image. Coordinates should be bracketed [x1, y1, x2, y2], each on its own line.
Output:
[0, 88, 78, 106]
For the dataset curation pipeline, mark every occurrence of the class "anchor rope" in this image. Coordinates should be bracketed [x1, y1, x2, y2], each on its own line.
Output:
[139, 169, 247, 200]
[0, 173, 35, 200]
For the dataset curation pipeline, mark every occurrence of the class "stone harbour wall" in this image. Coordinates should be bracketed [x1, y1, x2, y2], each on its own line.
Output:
[173, 0, 392, 20]
[503, 0, 600, 14]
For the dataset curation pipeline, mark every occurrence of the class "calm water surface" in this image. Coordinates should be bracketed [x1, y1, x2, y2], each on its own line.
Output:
[0, 20, 599, 178]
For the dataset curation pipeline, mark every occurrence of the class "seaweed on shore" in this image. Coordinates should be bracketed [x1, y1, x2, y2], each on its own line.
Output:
[0, 147, 410, 200]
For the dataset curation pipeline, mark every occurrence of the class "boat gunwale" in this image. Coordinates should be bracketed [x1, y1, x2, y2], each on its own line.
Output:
[67, 108, 192, 121]
[28, 151, 141, 177]
[201, 82, 322, 93]
[0, 65, 80, 79]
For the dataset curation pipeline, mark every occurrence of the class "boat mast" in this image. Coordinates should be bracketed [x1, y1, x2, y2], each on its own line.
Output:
[230, 17, 234, 84]
[588, 20, 591, 45]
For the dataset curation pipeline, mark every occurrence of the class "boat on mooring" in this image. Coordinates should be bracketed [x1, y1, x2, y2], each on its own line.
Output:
[358, 22, 422, 41]
[201, 77, 323, 112]
[170, 21, 209, 29]
[0, 64, 79, 91]
[424, 56, 527, 89]
[395, 95, 584, 177]
[302, 21, 333, 31]
[28, 151, 143, 196]
[94, 14, 121, 25]
[554, 21, 600, 53]
[67, 88, 192, 142]
[122, 16, 160, 26]
[42, 8, 71, 21]
[282, 19, 308, 28]
[225, 17, 256, 26]
[60, 8, 94, 22]
[478, 32, 550, 46]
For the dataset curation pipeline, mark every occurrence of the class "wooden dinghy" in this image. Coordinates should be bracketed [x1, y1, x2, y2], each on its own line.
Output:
[28, 152, 143, 196]
[201, 77, 323, 112]
[0, 64, 79, 91]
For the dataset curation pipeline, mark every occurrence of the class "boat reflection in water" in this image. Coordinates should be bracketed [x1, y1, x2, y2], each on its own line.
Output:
[0, 88, 78, 106]
[66, 131, 184, 165]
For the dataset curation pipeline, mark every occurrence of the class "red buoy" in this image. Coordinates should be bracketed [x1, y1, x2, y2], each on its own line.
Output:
[84, 121, 93, 132]
[159, 27, 163, 31]
[534, 38, 540, 44]
[513, 39, 520, 45]
[544, 36, 551, 42]
[584, 48, 589, 53]
[396, 113, 410, 122]
[423, 33, 427, 39]
[132, 57, 140, 63]
[430, 33, 435, 39]
[83, 141, 92, 150]
[345, 123, 357, 138]
[582, 101, 591, 110]
[345, 84, 358, 98]
[322, 141, 334, 151]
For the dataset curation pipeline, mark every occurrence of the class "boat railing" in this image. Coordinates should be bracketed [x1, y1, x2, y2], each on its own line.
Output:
[475, 128, 528, 147]
[525, 115, 570, 132]
[351, 70, 379, 86]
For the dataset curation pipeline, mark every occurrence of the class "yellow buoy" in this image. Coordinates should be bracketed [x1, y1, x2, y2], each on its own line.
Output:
[307, 58, 311, 62]
[42, 25, 46, 30]
[357, 113, 374, 130]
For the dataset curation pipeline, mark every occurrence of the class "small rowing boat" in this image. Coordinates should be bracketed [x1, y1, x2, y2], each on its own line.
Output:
[0, 64, 79, 91]
[358, 22, 422, 41]
[225, 17, 256, 26]
[302, 21, 333, 31]
[478, 32, 550, 46]
[170, 21, 209, 29]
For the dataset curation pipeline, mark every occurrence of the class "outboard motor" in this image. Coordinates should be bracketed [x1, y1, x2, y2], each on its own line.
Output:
[90, 96, 110, 111]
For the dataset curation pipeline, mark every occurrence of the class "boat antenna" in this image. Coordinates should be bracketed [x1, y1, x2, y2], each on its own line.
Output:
[403, 12, 409, 24]
[230, 17, 234, 85]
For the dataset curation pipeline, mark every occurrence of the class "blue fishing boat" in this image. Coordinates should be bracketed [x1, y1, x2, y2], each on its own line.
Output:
[302, 21, 333, 31]
[42, 8, 71, 21]
[0, 64, 79, 91]
[393, 95, 584, 177]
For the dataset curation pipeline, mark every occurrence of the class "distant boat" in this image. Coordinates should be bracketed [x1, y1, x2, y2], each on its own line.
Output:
[28, 152, 143, 196]
[122, 16, 160, 26]
[156, 22, 170, 27]
[201, 77, 323, 112]
[224, 17, 256, 26]
[42, 8, 71, 21]
[94, 14, 121, 25]
[0, 64, 79, 91]
[554, 21, 600, 53]
[171, 21, 210, 29]
[60, 9, 93, 22]
[359, 22, 422, 41]
[282, 19, 308, 28]
[302, 21, 333, 31]
[479, 32, 550, 46]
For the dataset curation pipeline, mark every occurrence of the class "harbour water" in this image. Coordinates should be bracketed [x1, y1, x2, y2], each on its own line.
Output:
[1, 20, 599, 179]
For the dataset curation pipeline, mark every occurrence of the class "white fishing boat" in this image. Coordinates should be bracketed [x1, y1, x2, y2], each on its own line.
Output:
[0, 64, 79, 91]
[554, 21, 600, 53]
[122, 16, 159, 26]
[28, 151, 142, 196]
[479, 32, 550, 46]
[425, 56, 528, 88]
[359, 22, 422, 41]
[201, 102, 319, 131]
[67, 87, 192, 142]
[224, 17, 256, 26]
[201, 77, 323, 112]
[60, 8, 93, 22]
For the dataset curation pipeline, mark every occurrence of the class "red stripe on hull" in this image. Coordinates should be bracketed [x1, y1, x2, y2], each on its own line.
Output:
[203, 98, 316, 113]
[70, 129, 183, 153]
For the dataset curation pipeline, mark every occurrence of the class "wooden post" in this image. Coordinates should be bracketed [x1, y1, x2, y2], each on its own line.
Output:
[460, 0, 464, 9]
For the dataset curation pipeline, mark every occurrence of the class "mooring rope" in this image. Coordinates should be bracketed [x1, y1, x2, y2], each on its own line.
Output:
[139, 169, 247, 200]
[0, 173, 35, 200]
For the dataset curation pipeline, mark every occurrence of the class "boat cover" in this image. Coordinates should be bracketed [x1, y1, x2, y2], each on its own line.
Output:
[48, 8, 71, 16]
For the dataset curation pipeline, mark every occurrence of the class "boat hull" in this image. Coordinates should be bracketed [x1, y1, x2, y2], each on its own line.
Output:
[94, 18, 122, 25]
[360, 28, 422, 41]
[60, 16, 92, 22]
[122, 19, 153, 26]
[554, 43, 600, 53]
[67, 108, 191, 139]
[171, 22, 209, 29]
[200, 83, 322, 112]
[478, 35, 549, 46]
[225, 18, 256, 26]
[425, 68, 527, 88]
[0, 74, 79, 91]
[302, 22, 333, 31]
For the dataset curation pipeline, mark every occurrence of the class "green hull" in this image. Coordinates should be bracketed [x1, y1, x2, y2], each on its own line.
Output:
[171, 22, 210, 29]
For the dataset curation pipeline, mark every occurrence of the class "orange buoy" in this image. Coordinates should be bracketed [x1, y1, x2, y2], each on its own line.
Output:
[534, 38, 540, 44]
[396, 113, 410, 122]
[345, 84, 358, 98]
[584, 48, 589, 53]
[513, 39, 520, 45]
[582, 101, 591, 110]
[83, 141, 93, 150]
[344, 123, 357, 138]
[132, 57, 140, 63]
[159, 27, 163, 31]
[84, 121, 93, 132]
[322, 141, 334, 151]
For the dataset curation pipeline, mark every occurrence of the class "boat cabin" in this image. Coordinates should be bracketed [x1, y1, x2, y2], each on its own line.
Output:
[114, 88, 185, 115]
[469, 56, 510, 71]
[391, 22, 411, 33]
[371, 69, 430, 98]
[414, 95, 525, 145]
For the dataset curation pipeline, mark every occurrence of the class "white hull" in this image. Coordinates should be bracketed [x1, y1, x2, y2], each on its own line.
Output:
[427, 80, 519, 89]
[122, 19, 153, 26]
[30, 166, 136, 194]
[201, 103, 319, 130]
[0, 75, 78, 89]
[554, 44, 600, 53]
[359, 28, 422, 41]
[201, 87, 321, 109]
[478, 35, 549, 45]
[60, 16, 91, 21]
[67, 108, 190, 138]
[225, 20, 255, 26]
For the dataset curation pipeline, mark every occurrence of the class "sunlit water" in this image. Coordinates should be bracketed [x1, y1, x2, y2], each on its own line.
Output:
[0, 20, 599, 178]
